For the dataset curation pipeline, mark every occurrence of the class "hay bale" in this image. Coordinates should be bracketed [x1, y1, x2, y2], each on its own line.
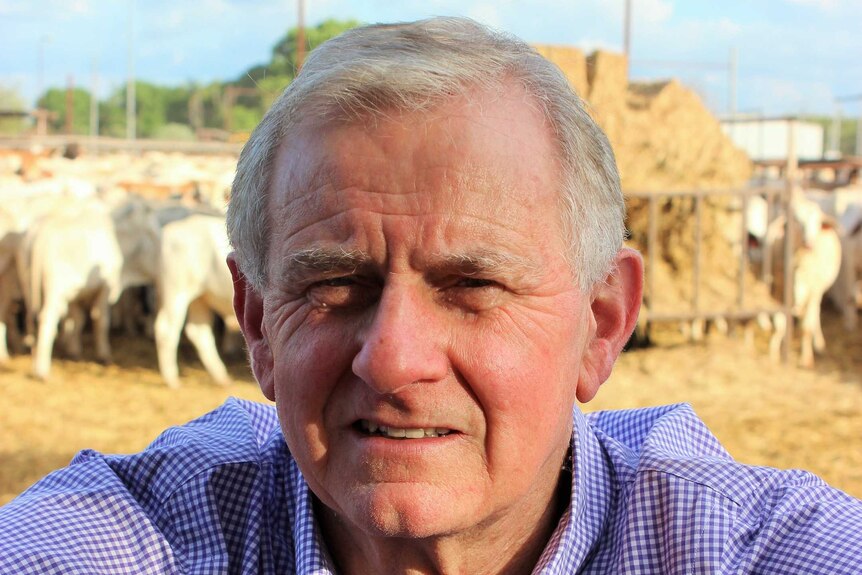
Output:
[621, 80, 752, 190]
[538, 46, 769, 316]
[533, 45, 588, 98]
[540, 47, 751, 190]
[586, 51, 629, 108]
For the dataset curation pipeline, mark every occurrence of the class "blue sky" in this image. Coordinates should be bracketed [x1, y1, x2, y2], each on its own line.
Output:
[1, 0, 860, 118]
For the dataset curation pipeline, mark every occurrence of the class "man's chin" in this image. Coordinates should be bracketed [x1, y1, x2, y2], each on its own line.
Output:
[331, 482, 481, 540]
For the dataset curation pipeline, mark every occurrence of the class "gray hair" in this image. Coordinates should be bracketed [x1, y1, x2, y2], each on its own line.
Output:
[227, 16, 624, 292]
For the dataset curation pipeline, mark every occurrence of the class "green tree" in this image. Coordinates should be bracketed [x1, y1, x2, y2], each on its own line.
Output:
[230, 19, 360, 133]
[103, 81, 197, 138]
[0, 85, 29, 135]
[809, 115, 860, 156]
[133, 81, 169, 137]
[23, 19, 363, 139]
[241, 19, 361, 87]
[99, 89, 126, 137]
[187, 82, 226, 131]
[38, 87, 92, 135]
[254, 74, 292, 110]
[230, 105, 262, 132]
[152, 122, 195, 141]
[164, 85, 193, 125]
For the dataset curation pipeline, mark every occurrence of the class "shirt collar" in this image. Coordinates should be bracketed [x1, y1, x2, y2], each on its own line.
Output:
[282, 407, 614, 574]
[533, 407, 614, 573]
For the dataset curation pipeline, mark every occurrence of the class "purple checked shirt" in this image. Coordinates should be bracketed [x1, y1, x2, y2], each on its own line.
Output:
[0, 398, 860, 573]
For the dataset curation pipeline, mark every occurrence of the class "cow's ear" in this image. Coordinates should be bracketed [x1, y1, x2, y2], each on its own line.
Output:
[228, 253, 275, 400]
[576, 248, 643, 403]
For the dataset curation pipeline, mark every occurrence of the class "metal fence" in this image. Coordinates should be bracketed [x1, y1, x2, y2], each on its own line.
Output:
[628, 184, 795, 359]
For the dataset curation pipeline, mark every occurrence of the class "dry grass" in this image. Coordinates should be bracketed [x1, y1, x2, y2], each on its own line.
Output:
[1, 309, 860, 505]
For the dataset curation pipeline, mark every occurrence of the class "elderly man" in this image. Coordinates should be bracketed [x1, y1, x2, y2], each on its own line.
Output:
[1, 17, 860, 574]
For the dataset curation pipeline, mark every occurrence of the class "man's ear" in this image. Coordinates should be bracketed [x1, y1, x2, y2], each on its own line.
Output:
[227, 253, 275, 401]
[576, 248, 643, 403]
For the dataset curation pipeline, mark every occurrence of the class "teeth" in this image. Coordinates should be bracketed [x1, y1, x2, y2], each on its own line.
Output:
[359, 420, 452, 439]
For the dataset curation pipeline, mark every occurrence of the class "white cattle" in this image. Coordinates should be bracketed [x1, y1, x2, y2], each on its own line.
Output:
[831, 215, 862, 330]
[154, 214, 236, 388]
[0, 240, 23, 364]
[752, 196, 842, 367]
[19, 201, 124, 379]
[809, 185, 862, 330]
[0, 208, 19, 363]
[111, 200, 225, 338]
[0, 194, 72, 363]
[110, 197, 164, 290]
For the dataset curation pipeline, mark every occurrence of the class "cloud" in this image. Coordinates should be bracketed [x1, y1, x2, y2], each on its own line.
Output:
[467, 3, 504, 28]
[204, 0, 229, 13]
[745, 76, 835, 115]
[785, 0, 838, 9]
[716, 17, 741, 37]
[634, 0, 674, 24]
[577, 37, 620, 53]
[0, 0, 28, 15]
[172, 54, 186, 67]
[69, 0, 90, 14]
[166, 8, 185, 29]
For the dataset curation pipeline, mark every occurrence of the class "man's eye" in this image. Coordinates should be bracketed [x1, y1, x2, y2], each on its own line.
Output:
[443, 277, 503, 311]
[307, 277, 377, 309]
[318, 277, 356, 287]
[454, 277, 496, 289]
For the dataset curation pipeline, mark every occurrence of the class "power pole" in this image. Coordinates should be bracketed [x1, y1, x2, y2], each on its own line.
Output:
[65, 76, 74, 134]
[126, 0, 136, 141]
[296, 0, 306, 72]
[37, 35, 51, 108]
[623, 0, 632, 74]
[90, 57, 99, 140]
[829, 104, 842, 157]
[857, 114, 862, 156]
[835, 94, 862, 156]
[728, 47, 737, 118]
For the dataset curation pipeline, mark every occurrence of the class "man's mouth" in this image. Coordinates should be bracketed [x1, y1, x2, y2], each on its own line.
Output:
[357, 419, 453, 439]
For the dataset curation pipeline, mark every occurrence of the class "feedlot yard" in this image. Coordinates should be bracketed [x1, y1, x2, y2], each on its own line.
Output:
[1, 308, 860, 505]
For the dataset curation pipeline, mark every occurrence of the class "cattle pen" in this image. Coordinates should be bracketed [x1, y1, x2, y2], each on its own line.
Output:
[628, 183, 797, 360]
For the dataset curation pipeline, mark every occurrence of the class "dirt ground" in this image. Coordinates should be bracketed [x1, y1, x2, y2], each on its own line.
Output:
[1, 308, 860, 506]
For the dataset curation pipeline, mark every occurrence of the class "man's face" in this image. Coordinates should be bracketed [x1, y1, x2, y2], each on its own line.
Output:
[256, 86, 598, 541]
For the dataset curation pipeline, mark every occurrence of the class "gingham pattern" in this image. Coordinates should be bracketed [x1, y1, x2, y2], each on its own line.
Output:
[0, 399, 859, 574]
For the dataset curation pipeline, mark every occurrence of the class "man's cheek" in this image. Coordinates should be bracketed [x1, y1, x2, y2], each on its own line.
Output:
[280, 325, 356, 395]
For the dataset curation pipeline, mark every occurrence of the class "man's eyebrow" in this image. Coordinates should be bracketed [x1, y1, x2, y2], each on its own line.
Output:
[279, 247, 372, 284]
[430, 250, 538, 277]
[278, 247, 538, 285]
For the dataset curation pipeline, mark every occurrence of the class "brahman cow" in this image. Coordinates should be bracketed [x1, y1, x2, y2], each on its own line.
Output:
[154, 214, 236, 388]
[750, 193, 842, 367]
[18, 201, 124, 379]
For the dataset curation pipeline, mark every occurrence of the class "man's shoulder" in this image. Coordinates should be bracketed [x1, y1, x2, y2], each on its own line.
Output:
[141, 396, 280, 461]
[0, 398, 285, 574]
[67, 397, 281, 504]
[584, 404, 862, 573]
[585, 403, 842, 502]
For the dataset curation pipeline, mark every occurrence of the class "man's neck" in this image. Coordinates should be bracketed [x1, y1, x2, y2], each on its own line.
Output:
[314, 473, 571, 575]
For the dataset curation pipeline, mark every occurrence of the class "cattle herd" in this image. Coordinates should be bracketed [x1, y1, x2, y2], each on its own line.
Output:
[0, 147, 861, 387]
[0, 147, 238, 387]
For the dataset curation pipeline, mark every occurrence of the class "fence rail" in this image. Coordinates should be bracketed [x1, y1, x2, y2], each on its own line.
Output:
[627, 184, 795, 359]
[0, 135, 243, 155]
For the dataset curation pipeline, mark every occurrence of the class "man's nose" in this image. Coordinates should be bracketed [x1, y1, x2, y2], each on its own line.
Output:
[352, 283, 449, 395]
